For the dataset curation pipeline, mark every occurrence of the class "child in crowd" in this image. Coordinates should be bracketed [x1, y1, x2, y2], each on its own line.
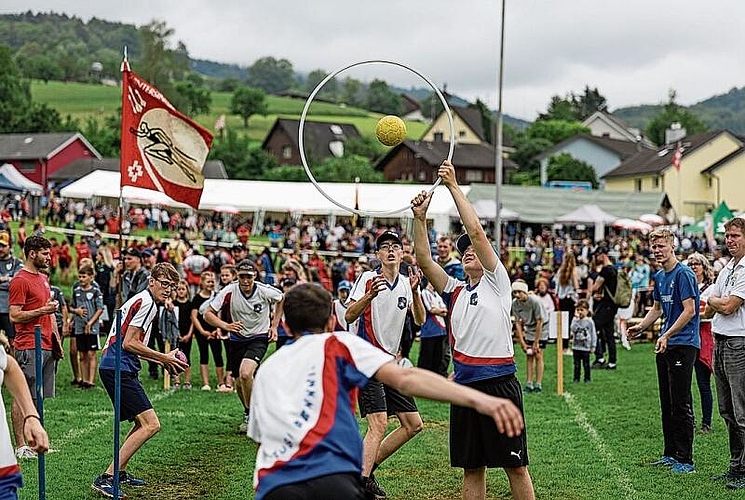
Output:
[172, 280, 193, 389]
[216, 264, 237, 391]
[571, 300, 597, 383]
[69, 265, 104, 388]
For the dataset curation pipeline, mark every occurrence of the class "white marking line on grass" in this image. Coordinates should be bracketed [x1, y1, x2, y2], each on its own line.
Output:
[53, 389, 176, 451]
[563, 392, 637, 500]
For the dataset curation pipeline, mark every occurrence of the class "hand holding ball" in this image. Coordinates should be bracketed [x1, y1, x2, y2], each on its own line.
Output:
[174, 349, 188, 364]
[376, 115, 407, 146]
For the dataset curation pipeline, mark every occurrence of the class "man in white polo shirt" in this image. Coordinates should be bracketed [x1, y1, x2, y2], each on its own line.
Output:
[205, 259, 284, 433]
[706, 217, 745, 490]
[345, 230, 425, 499]
[411, 160, 535, 500]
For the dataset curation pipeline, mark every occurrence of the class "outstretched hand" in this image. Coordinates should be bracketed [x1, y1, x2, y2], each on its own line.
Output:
[411, 190, 432, 220]
[438, 160, 457, 188]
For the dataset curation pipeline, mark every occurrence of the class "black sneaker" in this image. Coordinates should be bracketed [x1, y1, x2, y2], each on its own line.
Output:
[92, 474, 128, 499]
[591, 359, 606, 368]
[712, 470, 742, 482]
[118, 471, 146, 487]
[364, 475, 387, 499]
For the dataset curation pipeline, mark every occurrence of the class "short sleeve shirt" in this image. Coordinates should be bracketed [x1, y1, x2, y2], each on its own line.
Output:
[712, 255, 745, 336]
[348, 270, 412, 355]
[652, 263, 700, 347]
[100, 289, 158, 372]
[0, 348, 21, 488]
[8, 269, 53, 351]
[511, 295, 547, 341]
[209, 282, 283, 340]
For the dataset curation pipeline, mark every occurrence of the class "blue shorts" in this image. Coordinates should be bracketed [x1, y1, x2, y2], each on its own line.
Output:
[99, 369, 153, 422]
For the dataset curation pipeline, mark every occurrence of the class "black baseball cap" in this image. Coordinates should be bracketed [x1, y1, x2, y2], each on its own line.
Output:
[124, 247, 141, 258]
[141, 248, 155, 258]
[376, 230, 402, 249]
[236, 259, 257, 274]
[593, 246, 609, 257]
[232, 242, 247, 251]
[455, 233, 471, 255]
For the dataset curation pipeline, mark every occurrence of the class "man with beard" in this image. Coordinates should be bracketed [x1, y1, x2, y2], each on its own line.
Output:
[8, 236, 58, 459]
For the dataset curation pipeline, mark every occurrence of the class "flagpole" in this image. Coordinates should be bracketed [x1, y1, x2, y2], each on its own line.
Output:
[118, 47, 128, 308]
[494, 0, 506, 253]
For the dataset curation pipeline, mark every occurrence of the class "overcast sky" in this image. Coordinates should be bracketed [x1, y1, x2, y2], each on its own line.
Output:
[3, 0, 744, 120]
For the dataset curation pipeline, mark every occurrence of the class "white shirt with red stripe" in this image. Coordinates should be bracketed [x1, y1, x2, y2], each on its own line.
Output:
[0, 348, 22, 490]
[208, 282, 283, 339]
[442, 263, 516, 384]
[100, 289, 158, 372]
[348, 270, 412, 355]
[248, 332, 392, 499]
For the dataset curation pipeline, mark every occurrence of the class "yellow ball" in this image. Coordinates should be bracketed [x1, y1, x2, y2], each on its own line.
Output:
[376, 115, 407, 147]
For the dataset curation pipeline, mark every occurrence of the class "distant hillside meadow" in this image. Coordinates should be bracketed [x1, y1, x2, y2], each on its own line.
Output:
[30, 80, 430, 144]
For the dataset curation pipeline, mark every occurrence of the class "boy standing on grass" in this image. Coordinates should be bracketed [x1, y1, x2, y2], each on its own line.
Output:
[629, 229, 699, 474]
[570, 300, 596, 383]
[248, 284, 524, 500]
[511, 280, 548, 393]
[70, 265, 104, 389]
[93, 262, 188, 499]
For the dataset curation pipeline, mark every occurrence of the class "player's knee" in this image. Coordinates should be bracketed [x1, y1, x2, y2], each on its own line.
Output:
[403, 417, 423, 437]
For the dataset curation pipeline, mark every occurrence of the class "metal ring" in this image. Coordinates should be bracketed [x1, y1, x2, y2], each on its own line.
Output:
[299, 60, 455, 217]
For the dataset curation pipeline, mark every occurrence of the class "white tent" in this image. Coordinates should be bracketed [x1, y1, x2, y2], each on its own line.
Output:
[59, 171, 461, 234]
[555, 204, 618, 242]
[0, 164, 43, 196]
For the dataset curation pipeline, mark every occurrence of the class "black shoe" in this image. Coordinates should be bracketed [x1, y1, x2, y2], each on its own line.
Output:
[591, 360, 606, 368]
[364, 475, 387, 499]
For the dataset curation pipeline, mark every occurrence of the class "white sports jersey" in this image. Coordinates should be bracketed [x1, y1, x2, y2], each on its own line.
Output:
[348, 270, 412, 355]
[249, 333, 392, 499]
[442, 263, 516, 384]
[0, 349, 21, 489]
[100, 289, 158, 372]
[209, 282, 283, 339]
[332, 299, 353, 332]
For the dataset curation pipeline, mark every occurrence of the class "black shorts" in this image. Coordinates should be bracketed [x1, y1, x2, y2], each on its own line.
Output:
[526, 339, 547, 350]
[358, 378, 417, 418]
[264, 472, 365, 500]
[99, 369, 153, 422]
[228, 336, 269, 378]
[0, 313, 16, 339]
[75, 333, 100, 352]
[450, 374, 528, 469]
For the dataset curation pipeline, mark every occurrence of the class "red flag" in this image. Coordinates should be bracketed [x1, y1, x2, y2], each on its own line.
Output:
[120, 61, 213, 209]
[672, 141, 682, 171]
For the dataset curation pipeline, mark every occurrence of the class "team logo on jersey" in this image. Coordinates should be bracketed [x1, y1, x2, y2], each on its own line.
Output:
[469, 293, 479, 306]
[397, 297, 407, 310]
[254, 304, 263, 313]
[86, 292, 94, 300]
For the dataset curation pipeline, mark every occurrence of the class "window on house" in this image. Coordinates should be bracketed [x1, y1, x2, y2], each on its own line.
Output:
[434, 132, 443, 142]
[418, 171, 426, 181]
[635, 179, 642, 192]
[282, 146, 292, 159]
[653, 177, 659, 188]
[708, 177, 713, 188]
[19, 161, 35, 173]
[459, 130, 467, 138]
[465, 170, 483, 182]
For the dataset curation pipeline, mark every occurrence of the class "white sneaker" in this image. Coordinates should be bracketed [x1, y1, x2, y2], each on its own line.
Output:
[201, 384, 211, 391]
[238, 413, 250, 434]
[15, 446, 37, 459]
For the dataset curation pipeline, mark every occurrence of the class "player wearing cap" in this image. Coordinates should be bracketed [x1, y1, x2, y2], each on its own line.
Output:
[0, 231, 23, 351]
[93, 262, 188, 499]
[345, 230, 425, 499]
[249, 283, 523, 500]
[116, 248, 150, 302]
[411, 160, 535, 500]
[332, 280, 354, 333]
[204, 259, 284, 433]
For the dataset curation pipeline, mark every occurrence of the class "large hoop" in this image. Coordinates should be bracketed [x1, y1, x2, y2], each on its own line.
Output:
[299, 60, 455, 217]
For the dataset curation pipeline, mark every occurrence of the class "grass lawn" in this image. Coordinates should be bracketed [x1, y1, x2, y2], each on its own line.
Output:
[10, 338, 734, 499]
[30, 80, 429, 145]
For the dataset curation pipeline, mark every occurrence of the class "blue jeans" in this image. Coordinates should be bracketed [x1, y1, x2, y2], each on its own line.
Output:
[714, 335, 745, 472]
[656, 345, 697, 464]
[694, 358, 713, 427]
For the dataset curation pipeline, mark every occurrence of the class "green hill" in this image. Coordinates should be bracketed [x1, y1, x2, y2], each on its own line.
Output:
[29, 80, 430, 144]
[614, 86, 745, 136]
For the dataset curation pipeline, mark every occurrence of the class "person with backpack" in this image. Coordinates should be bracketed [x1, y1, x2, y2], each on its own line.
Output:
[590, 246, 622, 370]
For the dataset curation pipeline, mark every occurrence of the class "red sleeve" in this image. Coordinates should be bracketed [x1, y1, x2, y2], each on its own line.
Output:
[8, 275, 27, 307]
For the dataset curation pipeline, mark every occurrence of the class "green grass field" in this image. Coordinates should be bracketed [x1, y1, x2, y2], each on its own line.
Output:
[9, 339, 735, 500]
[30, 80, 429, 145]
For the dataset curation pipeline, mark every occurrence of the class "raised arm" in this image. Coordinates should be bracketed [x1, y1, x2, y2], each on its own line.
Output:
[411, 190, 449, 293]
[438, 161, 498, 272]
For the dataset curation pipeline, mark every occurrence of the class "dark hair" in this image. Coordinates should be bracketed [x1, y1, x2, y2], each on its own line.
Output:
[78, 265, 95, 276]
[24, 235, 51, 258]
[284, 284, 332, 334]
[150, 262, 179, 283]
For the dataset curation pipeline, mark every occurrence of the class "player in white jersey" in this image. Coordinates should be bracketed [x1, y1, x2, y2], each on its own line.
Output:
[345, 230, 425, 498]
[249, 283, 524, 500]
[204, 259, 283, 433]
[412, 160, 535, 500]
[332, 280, 355, 333]
[94, 263, 187, 499]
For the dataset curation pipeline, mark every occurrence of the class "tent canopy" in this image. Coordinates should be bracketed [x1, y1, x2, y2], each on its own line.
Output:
[0, 163, 43, 196]
[686, 201, 734, 235]
[555, 204, 618, 224]
[449, 199, 519, 221]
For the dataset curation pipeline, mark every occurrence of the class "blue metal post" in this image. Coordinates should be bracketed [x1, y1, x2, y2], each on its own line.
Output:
[34, 325, 45, 500]
[113, 310, 122, 499]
